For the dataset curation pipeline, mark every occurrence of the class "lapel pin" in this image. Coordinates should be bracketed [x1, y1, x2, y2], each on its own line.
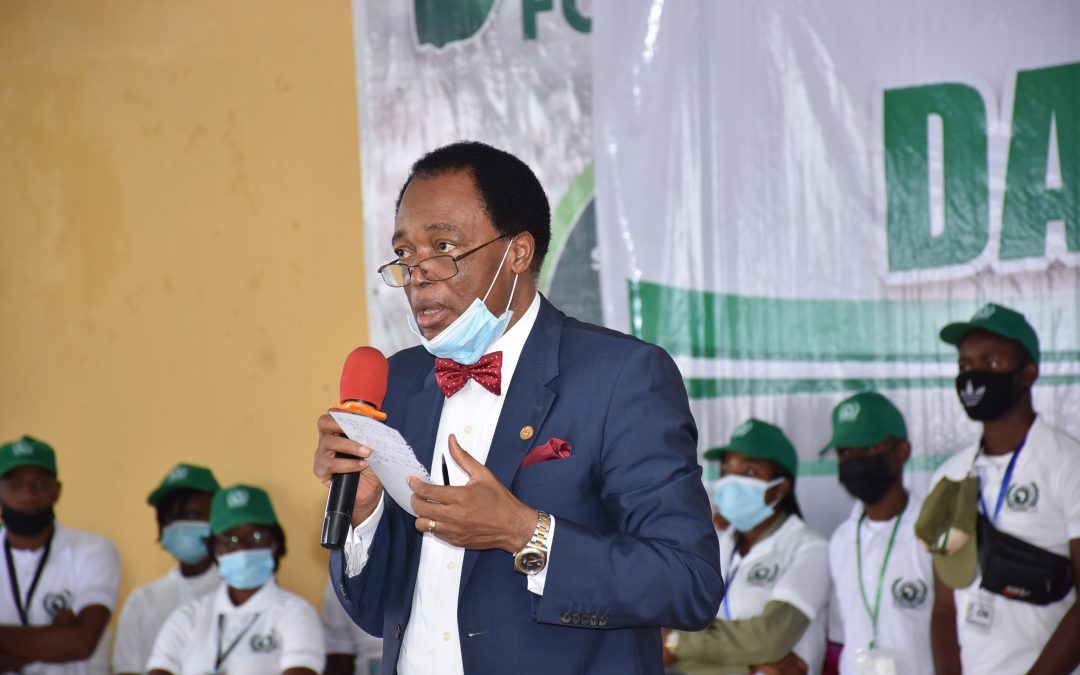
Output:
[520, 425, 535, 440]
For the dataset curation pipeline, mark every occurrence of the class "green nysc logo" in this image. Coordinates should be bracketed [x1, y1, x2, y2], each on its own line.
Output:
[891, 578, 929, 610]
[413, 0, 591, 49]
[745, 562, 780, 588]
[1006, 482, 1039, 512]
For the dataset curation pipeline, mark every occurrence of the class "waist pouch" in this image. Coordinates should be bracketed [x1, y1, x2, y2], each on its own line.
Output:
[977, 513, 1073, 605]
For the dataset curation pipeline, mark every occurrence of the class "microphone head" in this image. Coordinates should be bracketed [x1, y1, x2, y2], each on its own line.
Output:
[339, 346, 389, 409]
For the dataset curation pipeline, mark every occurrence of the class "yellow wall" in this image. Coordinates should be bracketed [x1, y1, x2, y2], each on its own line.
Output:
[0, 0, 366, 615]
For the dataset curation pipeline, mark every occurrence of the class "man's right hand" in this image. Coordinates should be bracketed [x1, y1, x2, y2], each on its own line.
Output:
[314, 413, 384, 525]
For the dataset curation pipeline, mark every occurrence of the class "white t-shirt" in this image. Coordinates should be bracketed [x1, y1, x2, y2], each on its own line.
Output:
[931, 416, 1080, 674]
[146, 579, 324, 675]
[828, 495, 934, 675]
[0, 523, 119, 675]
[111, 565, 221, 673]
[321, 579, 382, 675]
[718, 514, 830, 674]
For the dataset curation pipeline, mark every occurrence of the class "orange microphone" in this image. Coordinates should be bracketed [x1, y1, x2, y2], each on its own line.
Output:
[321, 346, 389, 550]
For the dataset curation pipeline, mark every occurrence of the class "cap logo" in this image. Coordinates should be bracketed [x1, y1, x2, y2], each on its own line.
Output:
[973, 305, 996, 320]
[12, 440, 34, 456]
[733, 421, 753, 438]
[226, 489, 250, 509]
[167, 466, 189, 482]
[959, 380, 986, 408]
[837, 401, 861, 423]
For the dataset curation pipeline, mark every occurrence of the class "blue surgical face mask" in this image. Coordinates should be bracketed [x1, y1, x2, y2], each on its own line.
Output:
[407, 237, 518, 365]
[217, 549, 275, 590]
[712, 475, 784, 533]
[161, 520, 211, 565]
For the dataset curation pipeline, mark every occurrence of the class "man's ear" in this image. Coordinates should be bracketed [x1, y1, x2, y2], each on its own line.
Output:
[508, 232, 535, 275]
[1019, 359, 1039, 389]
[896, 440, 912, 463]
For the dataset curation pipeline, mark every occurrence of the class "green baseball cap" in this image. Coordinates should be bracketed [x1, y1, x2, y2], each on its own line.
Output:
[703, 419, 799, 477]
[147, 463, 221, 506]
[915, 475, 980, 589]
[820, 391, 908, 455]
[210, 484, 278, 535]
[940, 303, 1040, 364]
[0, 436, 57, 478]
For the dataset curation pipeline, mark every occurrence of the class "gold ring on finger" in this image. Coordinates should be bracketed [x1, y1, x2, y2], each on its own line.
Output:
[427, 519, 437, 534]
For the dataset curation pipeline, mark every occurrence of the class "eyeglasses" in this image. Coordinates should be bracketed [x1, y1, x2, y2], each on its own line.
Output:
[215, 529, 272, 551]
[377, 235, 508, 288]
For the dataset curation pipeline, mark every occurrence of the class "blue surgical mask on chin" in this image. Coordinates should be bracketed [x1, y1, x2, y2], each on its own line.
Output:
[218, 549, 275, 590]
[160, 520, 211, 565]
[712, 475, 784, 533]
[407, 237, 519, 365]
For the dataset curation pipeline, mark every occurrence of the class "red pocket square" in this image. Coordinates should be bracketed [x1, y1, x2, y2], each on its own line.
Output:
[521, 437, 572, 467]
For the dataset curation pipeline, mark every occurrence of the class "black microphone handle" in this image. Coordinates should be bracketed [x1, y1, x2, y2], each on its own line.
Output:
[321, 452, 361, 550]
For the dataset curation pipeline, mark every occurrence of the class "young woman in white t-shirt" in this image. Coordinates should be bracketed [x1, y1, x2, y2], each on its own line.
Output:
[664, 419, 830, 675]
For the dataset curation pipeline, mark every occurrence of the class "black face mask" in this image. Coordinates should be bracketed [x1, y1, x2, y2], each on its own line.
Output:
[838, 452, 897, 505]
[956, 367, 1025, 421]
[0, 505, 55, 537]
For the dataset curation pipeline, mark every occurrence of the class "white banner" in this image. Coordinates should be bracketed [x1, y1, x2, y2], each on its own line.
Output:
[592, 1, 1080, 532]
[353, 0, 598, 356]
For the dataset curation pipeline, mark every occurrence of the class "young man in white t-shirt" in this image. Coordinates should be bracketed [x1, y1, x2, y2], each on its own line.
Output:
[822, 391, 934, 675]
[0, 435, 120, 674]
[926, 304, 1080, 674]
[112, 463, 222, 675]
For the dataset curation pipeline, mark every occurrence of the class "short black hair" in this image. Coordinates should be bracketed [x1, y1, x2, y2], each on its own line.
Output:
[394, 141, 551, 273]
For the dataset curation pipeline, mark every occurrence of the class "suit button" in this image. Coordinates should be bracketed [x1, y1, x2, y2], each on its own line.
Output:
[589, 615, 598, 626]
[572, 613, 582, 624]
[598, 617, 608, 627]
[560, 612, 572, 624]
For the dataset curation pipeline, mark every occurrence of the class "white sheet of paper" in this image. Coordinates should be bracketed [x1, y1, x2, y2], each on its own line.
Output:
[330, 410, 431, 517]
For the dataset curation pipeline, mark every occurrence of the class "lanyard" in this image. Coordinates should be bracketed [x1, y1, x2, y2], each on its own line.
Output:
[855, 507, 904, 649]
[214, 612, 261, 673]
[975, 437, 1025, 525]
[4, 533, 54, 626]
[721, 544, 742, 621]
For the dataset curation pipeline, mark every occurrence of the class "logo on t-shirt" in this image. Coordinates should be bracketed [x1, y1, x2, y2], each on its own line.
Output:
[42, 590, 73, 618]
[1005, 482, 1039, 512]
[745, 562, 780, 587]
[891, 578, 929, 610]
[250, 630, 279, 653]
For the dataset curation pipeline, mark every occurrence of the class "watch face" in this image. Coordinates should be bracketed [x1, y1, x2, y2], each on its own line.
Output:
[517, 550, 546, 574]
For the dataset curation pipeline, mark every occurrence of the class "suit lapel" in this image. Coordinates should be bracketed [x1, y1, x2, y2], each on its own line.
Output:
[459, 297, 563, 592]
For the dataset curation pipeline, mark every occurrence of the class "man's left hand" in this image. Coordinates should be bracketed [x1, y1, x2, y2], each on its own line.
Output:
[408, 434, 537, 553]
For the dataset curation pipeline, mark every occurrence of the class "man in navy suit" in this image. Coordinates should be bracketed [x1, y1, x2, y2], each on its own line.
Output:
[314, 141, 722, 674]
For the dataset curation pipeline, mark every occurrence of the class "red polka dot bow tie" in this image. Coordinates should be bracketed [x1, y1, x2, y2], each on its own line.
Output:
[434, 352, 503, 397]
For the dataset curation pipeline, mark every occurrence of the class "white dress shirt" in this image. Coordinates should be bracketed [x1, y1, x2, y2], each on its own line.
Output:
[343, 292, 556, 675]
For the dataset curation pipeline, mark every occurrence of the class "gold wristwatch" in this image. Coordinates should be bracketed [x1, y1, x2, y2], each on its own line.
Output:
[513, 510, 551, 575]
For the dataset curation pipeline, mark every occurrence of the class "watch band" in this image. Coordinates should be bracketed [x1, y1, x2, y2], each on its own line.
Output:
[513, 510, 551, 575]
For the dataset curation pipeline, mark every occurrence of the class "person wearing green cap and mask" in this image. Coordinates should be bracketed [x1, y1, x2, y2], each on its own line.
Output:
[926, 303, 1080, 675]
[112, 463, 223, 674]
[820, 392, 934, 675]
[0, 435, 120, 673]
[146, 484, 324, 674]
[663, 419, 829, 675]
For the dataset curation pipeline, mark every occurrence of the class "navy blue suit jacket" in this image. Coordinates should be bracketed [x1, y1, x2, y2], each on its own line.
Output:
[331, 297, 723, 674]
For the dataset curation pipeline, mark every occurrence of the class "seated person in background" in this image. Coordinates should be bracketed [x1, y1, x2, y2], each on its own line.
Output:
[0, 435, 120, 674]
[321, 578, 382, 675]
[821, 392, 933, 675]
[112, 463, 222, 675]
[664, 420, 829, 675]
[147, 484, 324, 675]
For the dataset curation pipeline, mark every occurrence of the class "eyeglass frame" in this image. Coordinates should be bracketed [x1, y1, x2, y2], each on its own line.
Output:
[376, 234, 509, 288]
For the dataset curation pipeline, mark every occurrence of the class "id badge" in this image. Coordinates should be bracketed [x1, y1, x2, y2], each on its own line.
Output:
[854, 645, 897, 675]
[964, 592, 995, 634]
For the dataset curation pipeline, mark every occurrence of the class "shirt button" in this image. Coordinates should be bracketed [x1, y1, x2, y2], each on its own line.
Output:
[464, 425, 473, 434]
[442, 631, 451, 641]
[447, 561, 456, 570]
